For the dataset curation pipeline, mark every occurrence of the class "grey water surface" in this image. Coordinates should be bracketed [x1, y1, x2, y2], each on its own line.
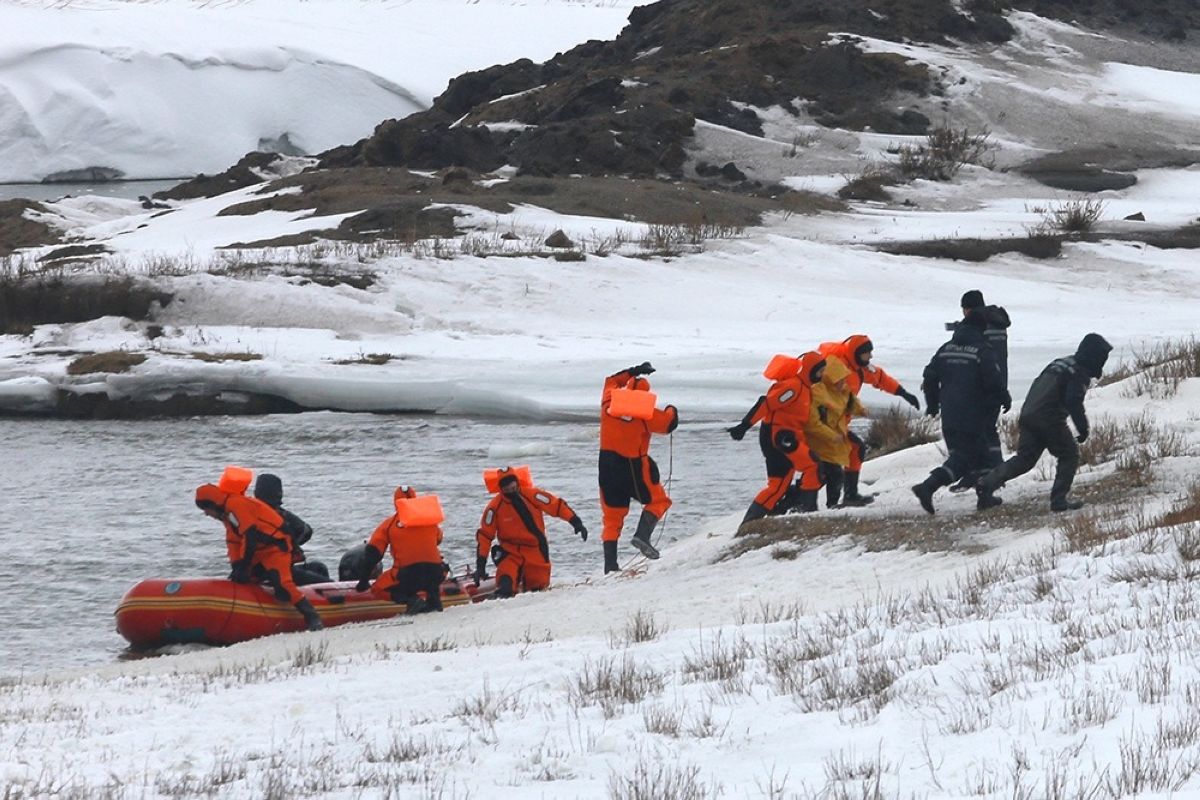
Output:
[0, 412, 762, 675]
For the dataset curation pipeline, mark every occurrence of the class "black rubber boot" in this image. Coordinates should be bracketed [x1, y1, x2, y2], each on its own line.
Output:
[631, 510, 661, 559]
[795, 489, 819, 513]
[841, 471, 875, 506]
[912, 470, 949, 515]
[825, 474, 843, 508]
[295, 598, 324, 631]
[976, 491, 1003, 511]
[496, 575, 515, 598]
[1051, 496, 1085, 512]
[425, 590, 443, 612]
[738, 501, 770, 534]
[404, 596, 428, 615]
[603, 540, 620, 574]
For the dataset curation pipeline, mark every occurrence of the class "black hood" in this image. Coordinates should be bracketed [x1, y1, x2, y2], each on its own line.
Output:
[1075, 333, 1113, 379]
[255, 473, 284, 508]
[984, 305, 1011, 329]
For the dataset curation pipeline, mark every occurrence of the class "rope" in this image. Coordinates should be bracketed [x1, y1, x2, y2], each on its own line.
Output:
[652, 431, 674, 549]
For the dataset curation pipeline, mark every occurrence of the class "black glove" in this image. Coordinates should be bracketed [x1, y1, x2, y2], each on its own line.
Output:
[728, 422, 749, 441]
[355, 577, 371, 592]
[1076, 430, 1089, 444]
[473, 556, 489, 585]
[774, 429, 798, 453]
[228, 560, 250, 584]
[570, 516, 588, 541]
[897, 389, 920, 410]
[925, 405, 939, 418]
[1001, 392, 1012, 414]
[628, 361, 655, 376]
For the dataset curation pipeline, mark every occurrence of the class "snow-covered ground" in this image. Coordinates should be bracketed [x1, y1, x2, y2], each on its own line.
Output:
[5, 369, 1200, 798]
[4, 164, 1200, 417]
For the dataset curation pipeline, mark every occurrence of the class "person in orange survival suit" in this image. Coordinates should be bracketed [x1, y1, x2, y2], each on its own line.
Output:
[818, 335, 921, 505]
[195, 466, 324, 631]
[356, 487, 447, 614]
[473, 468, 588, 597]
[728, 351, 827, 529]
[599, 361, 679, 572]
[195, 465, 253, 571]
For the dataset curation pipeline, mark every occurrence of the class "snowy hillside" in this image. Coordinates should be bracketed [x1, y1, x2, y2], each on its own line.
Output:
[0, 0, 647, 182]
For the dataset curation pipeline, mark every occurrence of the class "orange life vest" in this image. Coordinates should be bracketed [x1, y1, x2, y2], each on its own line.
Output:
[599, 374, 678, 458]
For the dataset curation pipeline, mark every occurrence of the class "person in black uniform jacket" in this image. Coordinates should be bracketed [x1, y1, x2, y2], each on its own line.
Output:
[947, 289, 1012, 490]
[975, 333, 1112, 512]
[254, 473, 331, 585]
[912, 310, 1011, 514]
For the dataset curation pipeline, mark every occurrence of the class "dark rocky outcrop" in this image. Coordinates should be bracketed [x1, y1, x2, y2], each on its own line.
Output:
[316, 0, 1023, 179]
[49, 390, 306, 420]
[1010, 0, 1200, 41]
[155, 152, 285, 201]
[0, 199, 57, 257]
[157, 0, 1200, 199]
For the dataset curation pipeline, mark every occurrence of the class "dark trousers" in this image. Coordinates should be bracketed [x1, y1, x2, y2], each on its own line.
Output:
[983, 404, 1003, 470]
[387, 563, 445, 611]
[980, 419, 1079, 501]
[935, 427, 993, 484]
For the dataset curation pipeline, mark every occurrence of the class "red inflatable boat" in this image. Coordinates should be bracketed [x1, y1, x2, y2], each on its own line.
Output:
[116, 571, 496, 649]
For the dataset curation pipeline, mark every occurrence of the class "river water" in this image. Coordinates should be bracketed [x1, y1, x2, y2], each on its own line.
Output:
[0, 412, 763, 676]
[0, 180, 181, 204]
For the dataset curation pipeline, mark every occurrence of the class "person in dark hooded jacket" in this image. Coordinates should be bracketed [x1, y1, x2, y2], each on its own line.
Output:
[912, 310, 1011, 514]
[975, 333, 1112, 512]
[946, 290, 1012, 490]
[254, 473, 330, 585]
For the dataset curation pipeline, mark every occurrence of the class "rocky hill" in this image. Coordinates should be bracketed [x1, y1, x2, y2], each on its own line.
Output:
[309, 0, 1200, 181]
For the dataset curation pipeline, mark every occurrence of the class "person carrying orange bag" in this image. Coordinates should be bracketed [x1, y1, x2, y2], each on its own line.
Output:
[474, 467, 587, 597]
[728, 351, 827, 529]
[356, 487, 447, 614]
[598, 361, 679, 572]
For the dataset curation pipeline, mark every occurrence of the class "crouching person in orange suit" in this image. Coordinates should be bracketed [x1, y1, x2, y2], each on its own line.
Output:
[356, 487, 447, 614]
[474, 467, 587, 597]
[728, 351, 827, 531]
[195, 465, 324, 631]
[599, 362, 679, 573]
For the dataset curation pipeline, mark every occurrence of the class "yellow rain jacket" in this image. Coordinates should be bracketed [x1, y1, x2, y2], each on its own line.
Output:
[805, 356, 865, 466]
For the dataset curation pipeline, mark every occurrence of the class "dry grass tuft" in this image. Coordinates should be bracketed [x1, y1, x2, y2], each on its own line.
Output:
[66, 351, 147, 375]
[1100, 337, 1200, 397]
[190, 351, 263, 363]
[894, 125, 994, 181]
[863, 407, 939, 460]
[333, 352, 396, 366]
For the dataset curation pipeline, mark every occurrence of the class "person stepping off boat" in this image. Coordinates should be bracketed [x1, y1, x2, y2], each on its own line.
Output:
[598, 362, 678, 571]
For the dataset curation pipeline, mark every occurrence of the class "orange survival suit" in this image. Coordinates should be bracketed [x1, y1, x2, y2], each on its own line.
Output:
[729, 351, 827, 528]
[357, 487, 446, 614]
[474, 469, 587, 597]
[818, 335, 921, 505]
[599, 361, 679, 572]
[194, 466, 324, 631]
